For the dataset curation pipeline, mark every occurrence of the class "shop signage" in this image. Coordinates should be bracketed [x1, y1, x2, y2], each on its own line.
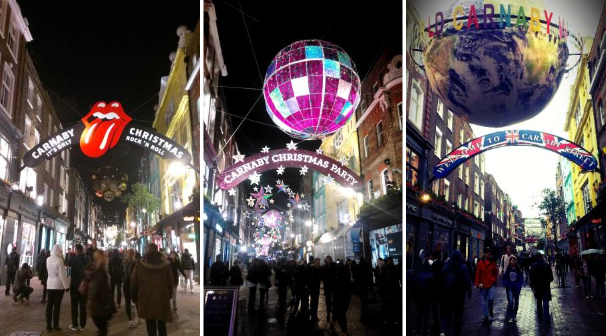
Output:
[591, 218, 601, 224]
[459, 224, 470, 232]
[216, 149, 363, 190]
[22, 101, 193, 168]
[203, 287, 238, 336]
[406, 203, 419, 215]
[215, 223, 223, 234]
[471, 227, 485, 240]
[431, 214, 453, 227]
[9, 194, 39, 220]
[183, 216, 195, 222]
[43, 217, 55, 228]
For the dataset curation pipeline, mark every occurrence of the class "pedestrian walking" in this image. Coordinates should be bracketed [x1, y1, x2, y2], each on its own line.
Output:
[439, 250, 472, 336]
[292, 259, 310, 318]
[412, 260, 433, 336]
[503, 256, 523, 323]
[582, 256, 593, 298]
[573, 256, 583, 287]
[168, 251, 183, 311]
[523, 253, 532, 285]
[123, 249, 137, 328]
[322, 256, 337, 322]
[309, 258, 322, 321]
[108, 249, 124, 308]
[334, 262, 353, 335]
[429, 250, 444, 334]
[45, 244, 70, 332]
[376, 258, 391, 323]
[556, 257, 567, 287]
[85, 250, 116, 336]
[68, 244, 91, 332]
[257, 258, 272, 310]
[210, 254, 226, 286]
[13, 263, 33, 302]
[181, 249, 195, 293]
[38, 249, 49, 303]
[353, 256, 373, 322]
[5, 247, 20, 296]
[593, 255, 605, 298]
[475, 249, 497, 322]
[530, 253, 554, 323]
[276, 259, 291, 306]
[131, 243, 174, 336]
[228, 259, 243, 289]
[499, 246, 514, 281]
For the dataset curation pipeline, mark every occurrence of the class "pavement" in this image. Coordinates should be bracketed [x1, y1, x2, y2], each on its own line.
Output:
[407, 268, 606, 336]
[234, 272, 402, 336]
[0, 278, 200, 336]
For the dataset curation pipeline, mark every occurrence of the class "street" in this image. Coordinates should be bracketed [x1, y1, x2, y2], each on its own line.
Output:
[0, 279, 200, 336]
[407, 269, 606, 336]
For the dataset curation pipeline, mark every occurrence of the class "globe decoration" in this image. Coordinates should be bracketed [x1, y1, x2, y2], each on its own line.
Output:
[262, 210, 282, 228]
[422, 0, 570, 127]
[263, 40, 361, 140]
[92, 167, 128, 202]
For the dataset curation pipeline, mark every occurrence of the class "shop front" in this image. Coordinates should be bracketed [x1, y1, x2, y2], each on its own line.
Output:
[54, 218, 69, 253]
[359, 190, 402, 268]
[453, 221, 471, 261]
[0, 187, 10, 285]
[470, 226, 486, 261]
[406, 198, 421, 270]
[422, 206, 455, 259]
[9, 193, 41, 268]
[38, 216, 55, 255]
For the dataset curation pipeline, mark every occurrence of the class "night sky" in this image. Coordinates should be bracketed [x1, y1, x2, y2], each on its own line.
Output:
[213, 0, 402, 210]
[18, 0, 199, 215]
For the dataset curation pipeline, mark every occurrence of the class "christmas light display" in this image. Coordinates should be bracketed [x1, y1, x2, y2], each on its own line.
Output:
[262, 210, 282, 228]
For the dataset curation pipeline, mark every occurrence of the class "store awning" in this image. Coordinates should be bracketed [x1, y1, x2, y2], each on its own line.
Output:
[149, 198, 200, 234]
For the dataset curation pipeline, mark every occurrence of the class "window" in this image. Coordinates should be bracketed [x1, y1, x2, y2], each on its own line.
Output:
[474, 173, 480, 194]
[444, 180, 450, 201]
[406, 147, 419, 185]
[0, 65, 14, 117]
[19, 165, 36, 198]
[334, 129, 344, 149]
[48, 114, 52, 135]
[463, 196, 468, 211]
[458, 166, 463, 179]
[0, 136, 9, 181]
[447, 110, 453, 130]
[363, 135, 369, 158]
[600, 102, 605, 127]
[432, 179, 439, 195]
[575, 103, 582, 129]
[480, 155, 485, 173]
[582, 182, 591, 214]
[34, 129, 40, 146]
[376, 121, 383, 147]
[0, 1, 5, 37]
[408, 80, 423, 130]
[457, 194, 462, 208]
[7, 20, 18, 58]
[397, 103, 403, 130]
[434, 127, 442, 157]
[60, 165, 65, 188]
[481, 181, 485, 199]
[49, 189, 54, 208]
[27, 78, 34, 107]
[337, 198, 348, 224]
[437, 100, 444, 119]
[367, 180, 374, 200]
[35, 94, 42, 120]
[23, 116, 31, 149]
[481, 205, 485, 220]
[465, 166, 470, 185]
[474, 155, 479, 167]
[474, 201, 480, 217]
[382, 169, 391, 195]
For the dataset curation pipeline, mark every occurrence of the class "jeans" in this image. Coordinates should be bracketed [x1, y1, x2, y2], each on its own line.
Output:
[5, 271, 15, 294]
[294, 289, 309, 316]
[479, 287, 494, 318]
[46, 289, 65, 328]
[145, 319, 167, 336]
[583, 276, 592, 296]
[70, 286, 87, 328]
[93, 317, 108, 336]
[183, 270, 194, 290]
[440, 297, 466, 336]
[124, 279, 133, 320]
[111, 278, 122, 306]
[506, 288, 521, 319]
[536, 296, 550, 321]
[14, 286, 33, 299]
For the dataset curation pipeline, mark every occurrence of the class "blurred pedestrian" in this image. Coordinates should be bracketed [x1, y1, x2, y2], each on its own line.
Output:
[556, 257, 566, 287]
[573, 256, 583, 287]
[108, 250, 124, 308]
[593, 255, 605, 298]
[292, 259, 310, 318]
[309, 258, 322, 321]
[257, 259, 272, 310]
[210, 254, 226, 286]
[85, 250, 116, 336]
[168, 251, 183, 311]
[475, 249, 497, 322]
[429, 251, 444, 333]
[45, 244, 70, 332]
[322, 256, 337, 322]
[228, 260, 243, 290]
[412, 259, 433, 336]
[13, 263, 33, 302]
[276, 259, 291, 306]
[333, 262, 352, 335]
[123, 249, 137, 328]
[38, 249, 49, 303]
[439, 250, 472, 336]
[503, 256, 523, 323]
[181, 249, 195, 293]
[499, 246, 514, 281]
[132, 243, 174, 336]
[530, 253, 553, 323]
[353, 256, 373, 322]
[582, 256, 593, 298]
[68, 244, 91, 331]
[5, 247, 20, 295]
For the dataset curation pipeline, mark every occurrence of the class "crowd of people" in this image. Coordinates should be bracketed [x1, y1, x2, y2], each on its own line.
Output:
[209, 254, 402, 335]
[5, 242, 197, 336]
[411, 245, 606, 336]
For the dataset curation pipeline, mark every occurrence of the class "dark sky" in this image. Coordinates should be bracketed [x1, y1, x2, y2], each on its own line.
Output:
[213, 0, 402, 206]
[18, 0, 199, 215]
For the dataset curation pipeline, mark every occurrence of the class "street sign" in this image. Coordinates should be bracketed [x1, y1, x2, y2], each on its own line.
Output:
[204, 287, 238, 336]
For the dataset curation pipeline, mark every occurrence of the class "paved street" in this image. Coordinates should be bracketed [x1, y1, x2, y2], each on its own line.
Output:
[235, 273, 402, 336]
[407, 269, 606, 336]
[0, 279, 200, 335]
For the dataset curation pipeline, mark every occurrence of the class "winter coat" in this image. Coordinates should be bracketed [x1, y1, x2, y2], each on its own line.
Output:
[46, 245, 70, 290]
[131, 251, 174, 323]
[293, 264, 310, 294]
[85, 264, 116, 319]
[333, 264, 352, 299]
[229, 265, 243, 286]
[168, 258, 183, 285]
[442, 251, 472, 299]
[181, 252, 195, 270]
[38, 255, 49, 285]
[123, 260, 136, 282]
[503, 265, 524, 291]
[68, 254, 91, 288]
[592, 259, 606, 280]
[36, 251, 47, 274]
[475, 259, 497, 288]
[275, 265, 291, 288]
[108, 253, 124, 281]
[411, 263, 433, 302]
[5, 251, 19, 273]
[210, 261, 226, 285]
[353, 260, 373, 290]
[322, 262, 337, 291]
[309, 265, 322, 294]
[530, 259, 554, 300]
[13, 268, 33, 292]
[246, 261, 271, 285]
[499, 254, 514, 276]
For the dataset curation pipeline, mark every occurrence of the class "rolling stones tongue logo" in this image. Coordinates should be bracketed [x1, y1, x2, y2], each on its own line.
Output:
[79, 101, 132, 157]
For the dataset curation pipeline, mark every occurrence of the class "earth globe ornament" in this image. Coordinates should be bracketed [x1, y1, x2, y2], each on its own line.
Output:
[418, 0, 579, 127]
[263, 40, 361, 140]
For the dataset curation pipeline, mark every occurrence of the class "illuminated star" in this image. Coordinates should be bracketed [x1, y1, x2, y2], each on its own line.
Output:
[264, 185, 273, 193]
[286, 140, 298, 151]
[276, 166, 285, 175]
[289, 215, 294, 222]
[248, 171, 261, 185]
[253, 187, 258, 192]
[302, 203, 310, 211]
[324, 174, 334, 184]
[276, 179, 282, 185]
[228, 189, 236, 196]
[288, 191, 296, 199]
[269, 199, 275, 204]
[234, 152, 245, 163]
[243, 211, 251, 218]
[261, 146, 270, 153]
[299, 165, 308, 175]
[287, 210, 293, 216]
[316, 148, 323, 155]
[339, 157, 347, 166]
[287, 203, 291, 208]
[259, 204, 266, 209]
[276, 184, 289, 194]
[300, 194, 305, 198]
[285, 187, 292, 193]
[246, 197, 256, 207]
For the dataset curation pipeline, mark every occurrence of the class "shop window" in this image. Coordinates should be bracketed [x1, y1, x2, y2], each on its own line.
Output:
[408, 80, 423, 130]
[406, 147, 419, 186]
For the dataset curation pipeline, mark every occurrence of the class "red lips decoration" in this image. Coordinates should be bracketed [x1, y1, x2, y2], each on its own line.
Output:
[79, 101, 132, 158]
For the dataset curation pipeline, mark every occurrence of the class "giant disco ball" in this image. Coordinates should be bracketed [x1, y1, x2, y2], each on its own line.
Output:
[262, 210, 282, 228]
[423, 0, 569, 127]
[263, 40, 361, 140]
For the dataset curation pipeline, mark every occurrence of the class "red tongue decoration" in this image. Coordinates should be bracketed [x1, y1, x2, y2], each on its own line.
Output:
[80, 101, 132, 158]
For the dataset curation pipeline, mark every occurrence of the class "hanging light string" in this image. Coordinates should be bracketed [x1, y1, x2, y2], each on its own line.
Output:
[237, 0, 264, 85]
[218, 0, 291, 43]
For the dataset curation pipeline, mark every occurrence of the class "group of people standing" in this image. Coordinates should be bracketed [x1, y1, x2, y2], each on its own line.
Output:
[5, 243, 197, 336]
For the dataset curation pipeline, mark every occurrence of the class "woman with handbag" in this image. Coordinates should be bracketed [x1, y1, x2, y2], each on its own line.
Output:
[85, 250, 116, 336]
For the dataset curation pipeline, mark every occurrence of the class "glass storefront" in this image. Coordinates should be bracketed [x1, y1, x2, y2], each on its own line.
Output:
[406, 222, 416, 270]
[0, 216, 4, 258]
[369, 223, 403, 267]
[40, 226, 48, 251]
[20, 222, 36, 267]
[180, 223, 197, 262]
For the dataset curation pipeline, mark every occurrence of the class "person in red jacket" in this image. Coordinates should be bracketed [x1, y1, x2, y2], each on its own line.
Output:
[475, 249, 498, 322]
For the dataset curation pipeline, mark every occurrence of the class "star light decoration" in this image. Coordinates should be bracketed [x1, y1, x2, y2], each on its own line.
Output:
[228, 189, 236, 196]
[299, 165, 308, 175]
[246, 197, 256, 207]
[286, 140, 298, 151]
[261, 146, 270, 153]
[316, 148, 323, 155]
[323, 174, 334, 184]
[233, 152, 245, 163]
[277, 184, 289, 194]
[251, 188, 273, 209]
[302, 203, 310, 211]
[253, 187, 258, 192]
[339, 156, 347, 166]
[243, 211, 251, 219]
[264, 185, 273, 193]
[276, 166, 285, 175]
[248, 171, 261, 185]
[269, 199, 275, 204]
[276, 179, 282, 184]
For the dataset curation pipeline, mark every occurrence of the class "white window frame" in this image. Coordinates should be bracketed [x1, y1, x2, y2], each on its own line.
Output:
[23, 115, 31, 149]
[474, 173, 480, 194]
[376, 121, 383, 147]
[0, 2, 7, 38]
[0, 63, 14, 118]
[447, 110, 453, 130]
[481, 181, 485, 200]
[458, 166, 463, 179]
[465, 166, 470, 185]
[481, 205, 485, 220]
[408, 80, 424, 130]
[474, 201, 480, 217]
[444, 180, 450, 201]
[459, 129, 464, 145]
[437, 100, 444, 119]
[363, 135, 369, 158]
[480, 155, 485, 173]
[434, 127, 442, 157]
[397, 103, 403, 130]
[35, 94, 42, 121]
[0, 135, 10, 181]
[381, 168, 390, 195]
[445, 140, 452, 156]
[457, 194, 462, 208]
[6, 18, 18, 60]
[432, 179, 439, 195]
[26, 78, 34, 108]
[367, 179, 374, 200]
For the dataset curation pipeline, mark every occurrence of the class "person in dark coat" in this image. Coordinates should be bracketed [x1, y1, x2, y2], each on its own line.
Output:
[333, 262, 353, 334]
[108, 250, 124, 308]
[168, 251, 184, 311]
[13, 263, 33, 302]
[428, 250, 444, 333]
[530, 253, 554, 323]
[181, 249, 195, 293]
[292, 259, 310, 318]
[322, 256, 337, 321]
[38, 249, 50, 303]
[246, 258, 272, 310]
[353, 256, 373, 322]
[593, 256, 606, 298]
[123, 249, 137, 328]
[229, 261, 243, 288]
[439, 250, 472, 336]
[5, 247, 20, 295]
[85, 250, 116, 336]
[68, 244, 91, 331]
[132, 243, 174, 336]
[275, 259, 291, 306]
[309, 258, 322, 321]
[210, 254, 226, 286]
[412, 260, 433, 336]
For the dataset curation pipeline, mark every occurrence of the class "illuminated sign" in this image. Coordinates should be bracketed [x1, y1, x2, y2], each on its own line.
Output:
[22, 101, 192, 168]
[183, 216, 195, 222]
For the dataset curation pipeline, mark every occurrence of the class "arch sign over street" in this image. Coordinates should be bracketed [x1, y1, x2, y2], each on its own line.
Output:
[433, 130, 598, 178]
[216, 149, 363, 190]
[22, 101, 192, 168]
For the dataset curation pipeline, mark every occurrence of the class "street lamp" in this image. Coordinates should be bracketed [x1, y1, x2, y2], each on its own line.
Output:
[142, 208, 147, 214]
[305, 220, 312, 227]
[36, 195, 43, 206]
[130, 221, 137, 228]
[169, 161, 186, 177]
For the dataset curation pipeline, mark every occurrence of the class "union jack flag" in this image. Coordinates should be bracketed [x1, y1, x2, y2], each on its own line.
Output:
[505, 130, 519, 144]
